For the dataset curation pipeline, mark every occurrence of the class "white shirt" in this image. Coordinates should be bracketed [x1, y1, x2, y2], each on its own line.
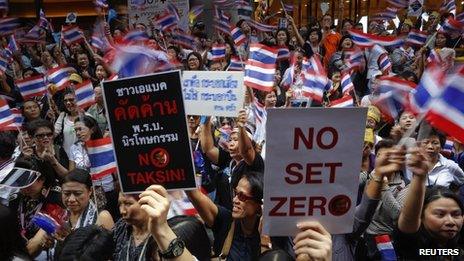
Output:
[406, 154, 464, 187]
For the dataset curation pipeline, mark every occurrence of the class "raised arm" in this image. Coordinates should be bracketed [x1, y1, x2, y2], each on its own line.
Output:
[237, 109, 255, 165]
[185, 189, 218, 227]
[398, 147, 430, 233]
[199, 117, 220, 165]
[139, 185, 195, 261]
[287, 15, 305, 47]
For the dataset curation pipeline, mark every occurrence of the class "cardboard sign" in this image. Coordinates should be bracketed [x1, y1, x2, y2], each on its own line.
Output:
[263, 108, 367, 236]
[182, 71, 245, 117]
[102, 71, 196, 194]
[128, 0, 189, 34]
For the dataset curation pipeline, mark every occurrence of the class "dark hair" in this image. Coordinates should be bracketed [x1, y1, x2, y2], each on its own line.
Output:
[275, 28, 290, 46]
[399, 70, 419, 84]
[342, 18, 354, 27]
[75, 115, 103, 140]
[186, 52, 204, 70]
[22, 67, 40, 77]
[423, 186, 464, 216]
[236, 19, 246, 29]
[21, 99, 41, 121]
[26, 118, 55, 137]
[255, 89, 277, 105]
[259, 249, 294, 261]
[63, 168, 92, 189]
[307, 28, 322, 42]
[168, 215, 211, 261]
[56, 225, 114, 261]
[338, 35, 353, 51]
[374, 139, 395, 155]
[167, 45, 181, 56]
[15, 157, 54, 189]
[240, 171, 264, 204]
[0, 204, 29, 260]
[417, 127, 446, 148]
[0, 132, 16, 160]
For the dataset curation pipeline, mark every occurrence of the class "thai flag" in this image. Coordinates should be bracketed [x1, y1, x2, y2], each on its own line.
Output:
[283, 3, 294, 12]
[406, 29, 427, 46]
[0, 18, 19, 36]
[171, 32, 195, 49]
[5, 35, 18, 60]
[0, 108, 24, 131]
[443, 139, 455, 156]
[345, 48, 364, 71]
[426, 67, 464, 143]
[61, 25, 84, 45]
[107, 74, 118, 81]
[249, 20, 277, 32]
[123, 30, 148, 43]
[378, 53, 392, 74]
[329, 95, 354, 108]
[189, 4, 204, 20]
[373, 91, 404, 121]
[231, 26, 247, 46]
[375, 235, 397, 261]
[386, 0, 408, 8]
[20, 25, 44, 44]
[211, 44, 226, 61]
[38, 9, 50, 30]
[440, 18, 463, 34]
[0, 0, 8, 12]
[0, 98, 14, 128]
[0, 55, 7, 73]
[409, 63, 445, 114]
[75, 80, 95, 109]
[348, 29, 404, 48]
[378, 76, 416, 97]
[427, 49, 442, 64]
[86, 137, 117, 180]
[237, 1, 253, 20]
[15, 76, 48, 100]
[457, 12, 464, 23]
[440, 0, 456, 14]
[277, 47, 290, 61]
[305, 55, 326, 75]
[214, 8, 231, 35]
[244, 44, 278, 92]
[167, 1, 180, 22]
[251, 100, 267, 143]
[302, 69, 330, 102]
[341, 71, 354, 94]
[47, 65, 74, 91]
[155, 12, 178, 32]
[372, 7, 397, 21]
[95, 0, 108, 9]
[91, 36, 105, 51]
[227, 56, 244, 71]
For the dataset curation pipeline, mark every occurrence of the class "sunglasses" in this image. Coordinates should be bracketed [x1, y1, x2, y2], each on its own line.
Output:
[35, 132, 54, 139]
[233, 189, 255, 202]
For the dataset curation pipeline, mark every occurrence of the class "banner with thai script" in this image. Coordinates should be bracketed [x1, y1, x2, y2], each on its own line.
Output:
[263, 108, 367, 236]
[182, 71, 245, 117]
[128, 0, 189, 33]
[102, 70, 196, 194]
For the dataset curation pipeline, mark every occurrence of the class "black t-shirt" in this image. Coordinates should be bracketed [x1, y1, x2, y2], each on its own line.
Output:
[216, 147, 265, 210]
[393, 225, 463, 260]
[212, 205, 260, 261]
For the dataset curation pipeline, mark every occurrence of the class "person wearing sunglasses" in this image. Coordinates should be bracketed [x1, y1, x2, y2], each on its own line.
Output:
[8, 158, 64, 259]
[54, 89, 80, 160]
[186, 171, 263, 260]
[25, 119, 69, 180]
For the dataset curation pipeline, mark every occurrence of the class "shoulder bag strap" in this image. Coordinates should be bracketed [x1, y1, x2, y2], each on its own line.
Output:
[219, 221, 235, 260]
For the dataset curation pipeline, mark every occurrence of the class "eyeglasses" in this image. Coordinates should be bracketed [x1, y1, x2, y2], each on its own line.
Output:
[35, 132, 54, 139]
[233, 189, 255, 202]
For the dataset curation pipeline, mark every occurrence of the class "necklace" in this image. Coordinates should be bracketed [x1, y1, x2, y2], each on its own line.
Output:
[126, 234, 150, 261]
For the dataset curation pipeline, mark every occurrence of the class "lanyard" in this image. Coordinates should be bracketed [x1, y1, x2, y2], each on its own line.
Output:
[126, 235, 150, 261]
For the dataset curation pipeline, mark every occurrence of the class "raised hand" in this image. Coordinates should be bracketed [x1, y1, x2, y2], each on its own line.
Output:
[293, 221, 332, 261]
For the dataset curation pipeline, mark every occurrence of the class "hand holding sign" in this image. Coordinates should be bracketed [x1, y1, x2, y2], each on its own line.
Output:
[374, 147, 406, 177]
[293, 221, 332, 261]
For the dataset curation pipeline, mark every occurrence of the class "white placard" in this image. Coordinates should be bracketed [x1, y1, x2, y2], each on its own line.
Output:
[128, 0, 189, 33]
[263, 108, 367, 236]
[182, 71, 245, 117]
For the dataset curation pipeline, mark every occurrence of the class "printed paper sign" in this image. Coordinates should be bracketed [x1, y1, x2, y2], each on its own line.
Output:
[102, 70, 196, 194]
[182, 71, 245, 117]
[128, 0, 189, 33]
[263, 108, 367, 236]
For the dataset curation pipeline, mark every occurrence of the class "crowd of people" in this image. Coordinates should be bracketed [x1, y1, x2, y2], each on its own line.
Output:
[1, 0, 464, 260]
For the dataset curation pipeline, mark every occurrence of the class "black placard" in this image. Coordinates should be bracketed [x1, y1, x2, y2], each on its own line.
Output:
[102, 70, 195, 194]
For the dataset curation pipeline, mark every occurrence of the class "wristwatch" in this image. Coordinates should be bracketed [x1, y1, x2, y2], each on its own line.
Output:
[159, 238, 185, 259]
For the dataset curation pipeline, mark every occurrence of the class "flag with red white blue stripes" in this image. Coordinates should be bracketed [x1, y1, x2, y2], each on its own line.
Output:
[277, 47, 290, 61]
[244, 44, 278, 92]
[47, 65, 74, 91]
[15, 76, 48, 100]
[341, 71, 354, 94]
[75, 80, 95, 109]
[227, 56, 244, 71]
[86, 137, 117, 180]
[231, 26, 247, 46]
[155, 12, 178, 32]
[409, 63, 445, 114]
[0, 108, 23, 131]
[440, 0, 456, 14]
[0, 18, 19, 36]
[426, 66, 464, 143]
[375, 235, 397, 261]
[348, 29, 404, 48]
[329, 95, 354, 108]
[0, 97, 14, 128]
[406, 29, 428, 46]
[61, 25, 84, 45]
[211, 44, 226, 61]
